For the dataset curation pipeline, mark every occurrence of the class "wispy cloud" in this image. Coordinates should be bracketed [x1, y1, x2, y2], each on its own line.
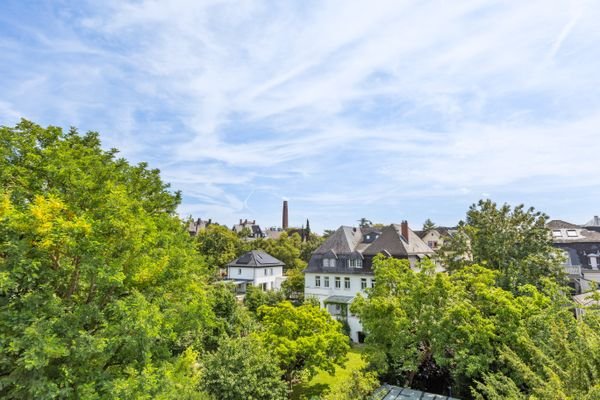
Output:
[2, 0, 600, 231]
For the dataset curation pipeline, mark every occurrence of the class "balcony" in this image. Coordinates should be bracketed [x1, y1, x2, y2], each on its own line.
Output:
[564, 265, 581, 276]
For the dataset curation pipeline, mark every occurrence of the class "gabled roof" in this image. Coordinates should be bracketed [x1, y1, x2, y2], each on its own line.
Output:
[362, 224, 434, 257]
[313, 226, 363, 255]
[226, 250, 285, 268]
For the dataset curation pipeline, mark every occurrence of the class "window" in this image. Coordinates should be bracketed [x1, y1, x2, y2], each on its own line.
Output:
[344, 277, 350, 289]
[427, 241, 438, 249]
[567, 230, 577, 237]
[323, 258, 329, 267]
[315, 276, 321, 287]
[335, 277, 341, 288]
[371, 279, 376, 288]
[264, 268, 268, 275]
[349, 259, 362, 268]
[324, 276, 330, 288]
[270, 268, 273, 275]
[238, 268, 242, 275]
[361, 278, 367, 289]
[323, 258, 336, 267]
[552, 230, 563, 237]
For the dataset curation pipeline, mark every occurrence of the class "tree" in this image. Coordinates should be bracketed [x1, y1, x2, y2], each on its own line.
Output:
[422, 218, 436, 231]
[243, 284, 285, 313]
[201, 336, 287, 400]
[353, 255, 600, 398]
[257, 301, 349, 385]
[441, 199, 566, 292]
[196, 224, 248, 275]
[0, 120, 212, 398]
[357, 218, 373, 228]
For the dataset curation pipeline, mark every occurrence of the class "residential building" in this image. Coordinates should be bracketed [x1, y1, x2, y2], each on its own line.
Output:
[232, 219, 264, 239]
[415, 226, 457, 251]
[224, 250, 286, 293]
[304, 221, 434, 342]
[547, 219, 600, 293]
[187, 218, 212, 236]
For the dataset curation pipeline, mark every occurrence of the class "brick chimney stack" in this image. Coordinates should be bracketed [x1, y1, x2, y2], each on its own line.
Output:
[401, 220, 409, 243]
[282, 201, 289, 230]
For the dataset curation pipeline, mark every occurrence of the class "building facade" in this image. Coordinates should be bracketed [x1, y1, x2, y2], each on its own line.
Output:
[547, 219, 600, 293]
[225, 250, 285, 293]
[304, 222, 434, 342]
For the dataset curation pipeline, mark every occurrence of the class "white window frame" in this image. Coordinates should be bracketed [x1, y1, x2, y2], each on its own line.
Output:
[324, 276, 330, 288]
[361, 278, 367, 289]
[349, 258, 363, 268]
[335, 277, 341, 289]
[344, 277, 350, 289]
[238, 268, 242, 275]
[315, 275, 321, 287]
[371, 279, 376, 288]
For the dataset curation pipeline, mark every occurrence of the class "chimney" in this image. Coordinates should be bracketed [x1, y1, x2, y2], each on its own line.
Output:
[282, 201, 289, 230]
[401, 220, 409, 243]
[595, 216, 599, 225]
[239, 219, 242, 225]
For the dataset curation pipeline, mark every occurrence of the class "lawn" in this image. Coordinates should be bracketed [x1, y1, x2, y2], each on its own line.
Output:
[291, 346, 368, 400]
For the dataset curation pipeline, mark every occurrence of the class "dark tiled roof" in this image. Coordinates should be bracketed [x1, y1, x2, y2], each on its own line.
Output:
[226, 250, 285, 268]
[363, 224, 434, 257]
[547, 219, 580, 229]
[313, 226, 363, 255]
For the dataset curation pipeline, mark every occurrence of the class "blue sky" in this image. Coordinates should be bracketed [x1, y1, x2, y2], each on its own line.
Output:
[2, 0, 600, 233]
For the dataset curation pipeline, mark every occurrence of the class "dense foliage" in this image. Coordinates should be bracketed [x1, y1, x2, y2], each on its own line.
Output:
[353, 256, 600, 398]
[201, 336, 287, 400]
[441, 199, 566, 292]
[0, 120, 212, 398]
[257, 302, 350, 385]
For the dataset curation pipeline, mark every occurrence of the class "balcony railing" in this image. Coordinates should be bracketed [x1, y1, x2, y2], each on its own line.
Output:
[564, 265, 581, 275]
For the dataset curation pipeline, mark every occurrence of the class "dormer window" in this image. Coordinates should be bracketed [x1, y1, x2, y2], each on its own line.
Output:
[552, 230, 562, 237]
[566, 230, 577, 237]
[349, 259, 362, 268]
[323, 258, 336, 267]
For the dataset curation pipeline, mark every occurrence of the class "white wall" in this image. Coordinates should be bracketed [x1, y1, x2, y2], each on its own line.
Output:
[228, 266, 284, 290]
[305, 272, 374, 342]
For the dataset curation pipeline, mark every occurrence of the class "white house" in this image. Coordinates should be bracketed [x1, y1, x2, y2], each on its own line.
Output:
[304, 222, 434, 342]
[225, 250, 285, 293]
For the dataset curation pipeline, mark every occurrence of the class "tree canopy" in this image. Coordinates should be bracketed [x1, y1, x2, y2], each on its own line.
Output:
[257, 301, 350, 385]
[441, 199, 566, 292]
[0, 120, 213, 398]
[353, 255, 600, 398]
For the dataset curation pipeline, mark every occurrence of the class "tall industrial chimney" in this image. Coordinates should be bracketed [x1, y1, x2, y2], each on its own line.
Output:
[282, 201, 289, 230]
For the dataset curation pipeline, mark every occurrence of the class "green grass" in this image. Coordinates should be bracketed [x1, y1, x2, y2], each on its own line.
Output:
[291, 346, 367, 400]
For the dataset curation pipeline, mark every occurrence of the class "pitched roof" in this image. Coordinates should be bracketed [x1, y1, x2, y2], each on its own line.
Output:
[226, 250, 285, 268]
[362, 224, 434, 257]
[313, 226, 363, 255]
[547, 219, 580, 229]
[313, 224, 434, 257]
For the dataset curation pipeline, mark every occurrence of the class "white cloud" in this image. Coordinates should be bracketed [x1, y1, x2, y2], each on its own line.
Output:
[2, 0, 600, 230]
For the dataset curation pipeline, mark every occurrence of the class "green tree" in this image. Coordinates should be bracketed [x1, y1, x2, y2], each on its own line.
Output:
[257, 301, 350, 385]
[354, 255, 600, 398]
[357, 218, 373, 228]
[422, 218, 436, 231]
[441, 199, 566, 292]
[243, 284, 285, 313]
[201, 336, 287, 400]
[322, 368, 380, 400]
[196, 224, 248, 275]
[0, 120, 212, 398]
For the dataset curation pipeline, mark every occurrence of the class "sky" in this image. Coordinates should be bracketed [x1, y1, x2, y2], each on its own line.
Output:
[2, 0, 600, 233]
